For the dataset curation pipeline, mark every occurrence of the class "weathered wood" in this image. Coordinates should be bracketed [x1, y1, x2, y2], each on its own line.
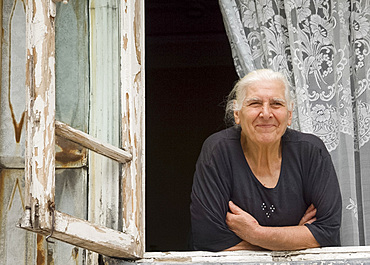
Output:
[102, 247, 370, 264]
[18, 210, 141, 259]
[88, 1, 123, 262]
[55, 120, 132, 164]
[25, 0, 56, 229]
[21, 0, 143, 261]
[121, 0, 145, 257]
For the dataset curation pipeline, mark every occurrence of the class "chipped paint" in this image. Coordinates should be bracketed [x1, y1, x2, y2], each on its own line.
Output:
[1, 1, 90, 264]
[121, 0, 145, 256]
[12, 0, 145, 261]
[134, 0, 142, 64]
[25, 0, 56, 229]
[20, 210, 141, 258]
[123, 33, 128, 51]
[55, 120, 132, 164]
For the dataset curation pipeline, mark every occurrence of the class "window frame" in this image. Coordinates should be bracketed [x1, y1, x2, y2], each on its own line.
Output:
[104, 247, 370, 264]
[17, 0, 370, 263]
[18, 0, 145, 259]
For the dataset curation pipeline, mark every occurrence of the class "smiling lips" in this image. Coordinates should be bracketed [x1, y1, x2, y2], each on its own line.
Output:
[256, 124, 276, 129]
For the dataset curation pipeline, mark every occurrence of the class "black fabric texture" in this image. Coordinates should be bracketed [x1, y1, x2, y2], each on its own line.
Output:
[190, 127, 342, 251]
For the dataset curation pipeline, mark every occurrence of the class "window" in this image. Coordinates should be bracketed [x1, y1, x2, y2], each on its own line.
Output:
[17, 0, 145, 260]
[4, 0, 370, 264]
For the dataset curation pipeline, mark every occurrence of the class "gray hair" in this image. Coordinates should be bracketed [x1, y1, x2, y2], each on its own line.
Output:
[225, 69, 293, 126]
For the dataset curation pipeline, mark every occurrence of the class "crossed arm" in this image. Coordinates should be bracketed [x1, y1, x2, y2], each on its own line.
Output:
[225, 201, 320, 251]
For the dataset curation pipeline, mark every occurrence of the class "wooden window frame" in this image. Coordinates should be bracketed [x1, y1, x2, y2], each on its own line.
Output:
[18, 0, 145, 259]
[17, 1, 370, 264]
[103, 247, 370, 264]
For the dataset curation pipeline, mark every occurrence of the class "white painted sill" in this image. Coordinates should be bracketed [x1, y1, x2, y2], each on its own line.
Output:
[103, 246, 370, 264]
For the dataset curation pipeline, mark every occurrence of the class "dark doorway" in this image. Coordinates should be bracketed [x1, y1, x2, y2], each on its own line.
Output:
[145, 0, 238, 251]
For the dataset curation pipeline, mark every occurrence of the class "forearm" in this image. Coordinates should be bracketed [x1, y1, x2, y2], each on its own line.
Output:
[224, 240, 265, 251]
[226, 201, 320, 251]
[246, 225, 319, 251]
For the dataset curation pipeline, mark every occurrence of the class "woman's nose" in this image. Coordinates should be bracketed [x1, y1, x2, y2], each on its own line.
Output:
[260, 104, 272, 119]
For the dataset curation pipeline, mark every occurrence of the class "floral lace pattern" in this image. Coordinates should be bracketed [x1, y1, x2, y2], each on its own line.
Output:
[220, 0, 370, 245]
[220, 0, 370, 151]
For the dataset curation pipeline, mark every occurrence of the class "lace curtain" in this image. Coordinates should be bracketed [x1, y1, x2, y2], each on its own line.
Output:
[219, 0, 370, 245]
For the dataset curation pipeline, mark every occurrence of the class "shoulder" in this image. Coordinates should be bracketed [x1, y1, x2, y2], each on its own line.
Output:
[199, 126, 240, 161]
[204, 126, 240, 144]
[283, 128, 330, 158]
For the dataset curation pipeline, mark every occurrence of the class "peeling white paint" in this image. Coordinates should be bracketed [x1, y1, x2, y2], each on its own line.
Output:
[24, 0, 56, 230]
[121, 0, 145, 256]
[139, 247, 370, 263]
[20, 0, 145, 260]
[29, 172, 45, 200]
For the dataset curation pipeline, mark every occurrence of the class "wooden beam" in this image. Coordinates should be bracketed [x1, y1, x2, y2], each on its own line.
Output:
[121, 0, 145, 256]
[25, 0, 56, 229]
[18, 210, 141, 259]
[102, 246, 370, 264]
[55, 120, 132, 164]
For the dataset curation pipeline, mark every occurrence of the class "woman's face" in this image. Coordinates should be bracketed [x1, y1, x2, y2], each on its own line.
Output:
[234, 79, 292, 146]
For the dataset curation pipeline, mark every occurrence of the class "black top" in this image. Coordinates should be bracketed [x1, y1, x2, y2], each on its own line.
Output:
[190, 127, 342, 251]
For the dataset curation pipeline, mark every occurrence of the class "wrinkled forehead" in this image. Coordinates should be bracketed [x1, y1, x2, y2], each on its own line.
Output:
[244, 97, 287, 103]
[243, 79, 287, 97]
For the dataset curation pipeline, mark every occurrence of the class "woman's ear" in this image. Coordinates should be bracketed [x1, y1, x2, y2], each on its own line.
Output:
[233, 100, 241, 125]
[234, 110, 240, 125]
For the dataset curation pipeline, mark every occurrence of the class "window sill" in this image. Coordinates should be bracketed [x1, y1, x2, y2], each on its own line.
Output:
[103, 246, 370, 264]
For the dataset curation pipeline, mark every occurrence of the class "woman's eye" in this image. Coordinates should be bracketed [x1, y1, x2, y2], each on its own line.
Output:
[271, 102, 284, 107]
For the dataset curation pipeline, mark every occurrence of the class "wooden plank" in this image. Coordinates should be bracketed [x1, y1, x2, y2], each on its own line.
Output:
[102, 247, 370, 264]
[54, 168, 88, 265]
[25, 0, 56, 229]
[55, 120, 132, 164]
[18, 210, 141, 259]
[120, 0, 145, 257]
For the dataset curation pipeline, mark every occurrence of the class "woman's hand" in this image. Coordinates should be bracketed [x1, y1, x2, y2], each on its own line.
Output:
[225, 201, 320, 250]
[299, 204, 317, 225]
[224, 239, 265, 251]
[225, 201, 260, 244]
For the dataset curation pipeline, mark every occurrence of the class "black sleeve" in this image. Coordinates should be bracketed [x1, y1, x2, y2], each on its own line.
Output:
[190, 143, 241, 251]
[305, 150, 342, 247]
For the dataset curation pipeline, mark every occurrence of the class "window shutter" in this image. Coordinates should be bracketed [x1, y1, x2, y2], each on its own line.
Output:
[18, 0, 145, 259]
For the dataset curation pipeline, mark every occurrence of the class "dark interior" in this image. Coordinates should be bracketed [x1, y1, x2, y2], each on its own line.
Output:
[145, 0, 239, 251]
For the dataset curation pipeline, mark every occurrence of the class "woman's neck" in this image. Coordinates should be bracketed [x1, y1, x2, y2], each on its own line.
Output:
[241, 137, 282, 188]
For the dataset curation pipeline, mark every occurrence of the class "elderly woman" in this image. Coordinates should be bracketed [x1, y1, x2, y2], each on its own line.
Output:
[190, 69, 342, 251]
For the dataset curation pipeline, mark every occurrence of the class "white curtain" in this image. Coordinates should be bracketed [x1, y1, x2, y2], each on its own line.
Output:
[219, 0, 370, 246]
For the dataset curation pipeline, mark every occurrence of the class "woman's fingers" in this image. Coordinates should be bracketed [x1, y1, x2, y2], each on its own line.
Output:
[228, 201, 243, 214]
[299, 204, 317, 225]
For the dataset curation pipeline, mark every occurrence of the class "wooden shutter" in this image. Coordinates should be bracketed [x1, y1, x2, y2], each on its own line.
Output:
[18, 0, 145, 259]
